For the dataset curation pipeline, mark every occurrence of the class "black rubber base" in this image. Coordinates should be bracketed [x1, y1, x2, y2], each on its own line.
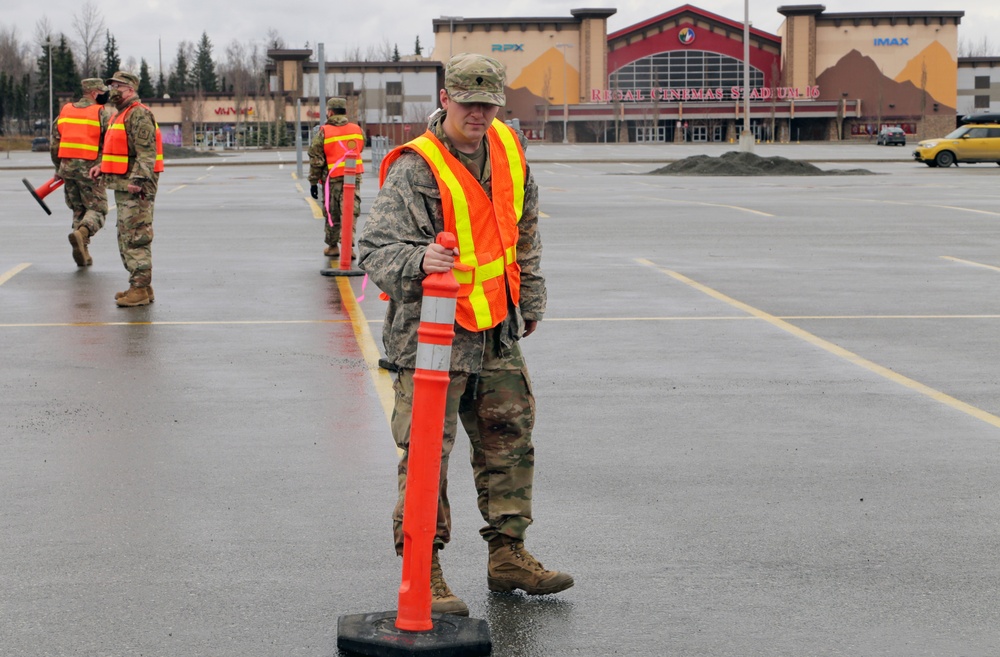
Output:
[23, 178, 53, 215]
[321, 267, 366, 277]
[337, 611, 491, 657]
[378, 359, 399, 372]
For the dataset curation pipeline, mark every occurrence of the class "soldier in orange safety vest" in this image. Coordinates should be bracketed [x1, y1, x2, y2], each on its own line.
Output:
[89, 70, 164, 307]
[308, 97, 364, 259]
[51, 78, 114, 267]
[358, 53, 573, 617]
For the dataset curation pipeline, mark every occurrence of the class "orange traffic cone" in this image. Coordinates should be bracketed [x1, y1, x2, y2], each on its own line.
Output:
[22, 176, 65, 216]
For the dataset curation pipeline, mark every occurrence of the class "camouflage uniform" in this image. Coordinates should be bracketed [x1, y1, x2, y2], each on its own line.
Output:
[357, 108, 545, 554]
[308, 112, 363, 251]
[50, 81, 113, 238]
[102, 93, 160, 288]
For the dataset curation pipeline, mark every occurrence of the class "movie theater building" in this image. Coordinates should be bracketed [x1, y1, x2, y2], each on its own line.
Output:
[429, 4, 963, 143]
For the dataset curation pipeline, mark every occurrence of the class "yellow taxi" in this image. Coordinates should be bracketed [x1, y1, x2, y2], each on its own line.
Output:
[913, 123, 1000, 167]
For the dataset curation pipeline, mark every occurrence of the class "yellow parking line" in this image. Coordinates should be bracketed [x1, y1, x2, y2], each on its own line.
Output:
[941, 255, 1000, 272]
[0, 263, 31, 286]
[639, 258, 1000, 430]
[167, 184, 187, 194]
[336, 277, 395, 423]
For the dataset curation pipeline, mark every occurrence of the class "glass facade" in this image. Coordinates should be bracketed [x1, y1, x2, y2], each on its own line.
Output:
[610, 50, 764, 93]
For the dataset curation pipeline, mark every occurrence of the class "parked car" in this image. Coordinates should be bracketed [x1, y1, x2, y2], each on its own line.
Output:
[912, 124, 1000, 167]
[876, 126, 906, 146]
[958, 112, 1000, 125]
[31, 136, 50, 152]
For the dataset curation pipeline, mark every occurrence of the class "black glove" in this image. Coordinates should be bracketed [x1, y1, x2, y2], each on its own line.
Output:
[310, 184, 318, 199]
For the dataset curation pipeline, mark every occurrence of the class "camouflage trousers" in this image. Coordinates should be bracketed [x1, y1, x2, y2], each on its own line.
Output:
[63, 176, 108, 236]
[391, 333, 535, 555]
[113, 189, 155, 287]
[323, 174, 362, 249]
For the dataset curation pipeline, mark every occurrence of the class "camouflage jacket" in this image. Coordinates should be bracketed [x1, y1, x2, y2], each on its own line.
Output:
[357, 115, 545, 373]
[50, 98, 114, 180]
[102, 96, 160, 192]
[308, 116, 363, 185]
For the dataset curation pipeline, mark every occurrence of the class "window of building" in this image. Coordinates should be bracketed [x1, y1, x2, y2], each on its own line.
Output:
[975, 95, 990, 109]
[386, 102, 403, 116]
[610, 50, 764, 95]
[974, 75, 990, 90]
[338, 82, 354, 96]
[386, 81, 403, 96]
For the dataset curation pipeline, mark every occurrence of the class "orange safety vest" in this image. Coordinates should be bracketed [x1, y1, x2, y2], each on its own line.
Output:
[101, 103, 164, 175]
[322, 123, 365, 177]
[380, 119, 527, 332]
[56, 104, 103, 160]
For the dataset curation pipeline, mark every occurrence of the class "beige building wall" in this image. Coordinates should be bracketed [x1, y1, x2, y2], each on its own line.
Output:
[779, 14, 817, 90]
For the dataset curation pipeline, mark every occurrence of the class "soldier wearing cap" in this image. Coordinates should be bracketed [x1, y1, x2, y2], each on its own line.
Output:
[358, 53, 573, 616]
[308, 96, 364, 259]
[89, 70, 164, 307]
[51, 78, 114, 267]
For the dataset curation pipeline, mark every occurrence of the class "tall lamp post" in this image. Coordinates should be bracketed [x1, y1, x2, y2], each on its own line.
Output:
[47, 37, 53, 136]
[739, 0, 754, 153]
[555, 43, 573, 144]
[441, 16, 463, 59]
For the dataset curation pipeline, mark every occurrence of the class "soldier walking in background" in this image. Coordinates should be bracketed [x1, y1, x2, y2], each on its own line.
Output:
[358, 53, 573, 617]
[89, 71, 164, 308]
[51, 78, 113, 267]
[308, 97, 364, 259]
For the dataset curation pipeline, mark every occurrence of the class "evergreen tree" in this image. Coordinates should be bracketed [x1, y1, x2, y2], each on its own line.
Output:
[167, 45, 189, 95]
[192, 32, 217, 92]
[138, 59, 155, 98]
[392, 44, 401, 62]
[53, 35, 80, 96]
[102, 30, 121, 78]
[156, 72, 166, 98]
[414, 36, 423, 56]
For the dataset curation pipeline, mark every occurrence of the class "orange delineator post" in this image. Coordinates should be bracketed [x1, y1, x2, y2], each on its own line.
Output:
[338, 141, 359, 271]
[395, 232, 460, 632]
[22, 176, 65, 216]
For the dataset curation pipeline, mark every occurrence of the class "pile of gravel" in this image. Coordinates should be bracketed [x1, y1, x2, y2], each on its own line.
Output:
[651, 151, 874, 176]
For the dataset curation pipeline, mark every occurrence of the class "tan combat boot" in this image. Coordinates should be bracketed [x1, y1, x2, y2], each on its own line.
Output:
[68, 226, 90, 267]
[115, 286, 151, 307]
[430, 550, 469, 616]
[487, 537, 574, 595]
[116, 286, 154, 302]
[324, 245, 339, 258]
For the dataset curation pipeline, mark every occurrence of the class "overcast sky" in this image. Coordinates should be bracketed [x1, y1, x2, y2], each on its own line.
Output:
[6, 0, 999, 75]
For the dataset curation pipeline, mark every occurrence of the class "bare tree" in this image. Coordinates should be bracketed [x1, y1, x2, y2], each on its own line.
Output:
[72, 0, 105, 77]
[366, 38, 394, 62]
[265, 29, 285, 51]
[958, 34, 998, 57]
[33, 16, 54, 49]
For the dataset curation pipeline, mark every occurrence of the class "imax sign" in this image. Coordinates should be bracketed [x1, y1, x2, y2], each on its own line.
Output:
[491, 44, 524, 52]
[874, 37, 909, 46]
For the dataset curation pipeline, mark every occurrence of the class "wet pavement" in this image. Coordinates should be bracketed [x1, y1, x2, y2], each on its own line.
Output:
[3, 145, 1000, 656]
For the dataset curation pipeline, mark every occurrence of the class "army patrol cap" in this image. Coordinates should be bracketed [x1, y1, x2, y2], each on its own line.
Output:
[327, 97, 347, 110]
[105, 70, 139, 89]
[445, 53, 506, 106]
[82, 78, 108, 93]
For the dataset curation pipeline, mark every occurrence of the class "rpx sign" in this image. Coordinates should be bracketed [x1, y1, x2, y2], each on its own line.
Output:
[491, 44, 524, 52]
[873, 37, 909, 46]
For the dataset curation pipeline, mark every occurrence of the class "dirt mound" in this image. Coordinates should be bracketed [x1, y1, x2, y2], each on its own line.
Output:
[163, 144, 217, 159]
[650, 151, 874, 176]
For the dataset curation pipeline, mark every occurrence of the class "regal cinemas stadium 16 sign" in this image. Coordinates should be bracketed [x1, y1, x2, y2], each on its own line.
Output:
[591, 85, 822, 102]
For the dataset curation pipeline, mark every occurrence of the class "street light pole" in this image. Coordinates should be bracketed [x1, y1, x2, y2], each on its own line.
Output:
[47, 37, 53, 136]
[441, 16, 463, 59]
[556, 43, 573, 144]
[739, 0, 754, 153]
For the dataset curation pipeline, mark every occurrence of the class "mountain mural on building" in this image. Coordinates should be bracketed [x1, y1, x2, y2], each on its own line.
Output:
[816, 49, 954, 117]
[893, 41, 957, 109]
[510, 47, 580, 106]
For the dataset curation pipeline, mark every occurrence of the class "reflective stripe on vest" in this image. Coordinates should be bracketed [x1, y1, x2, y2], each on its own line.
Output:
[380, 120, 526, 331]
[101, 103, 165, 175]
[322, 124, 365, 177]
[56, 104, 103, 160]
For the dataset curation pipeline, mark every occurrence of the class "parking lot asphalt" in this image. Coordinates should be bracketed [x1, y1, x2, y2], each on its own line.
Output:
[2, 144, 1000, 657]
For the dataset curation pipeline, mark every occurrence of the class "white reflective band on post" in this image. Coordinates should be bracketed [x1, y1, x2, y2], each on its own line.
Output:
[416, 343, 453, 371]
[420, 297, 457, 325]
[344, 173, 356, 185]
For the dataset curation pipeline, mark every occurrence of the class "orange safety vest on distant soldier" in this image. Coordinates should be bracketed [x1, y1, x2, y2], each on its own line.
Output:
[379, 119, 527, 332]
[100, 103, 164, 175]
[322, 123, 365, 177]
[56, 104, 103, 160]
